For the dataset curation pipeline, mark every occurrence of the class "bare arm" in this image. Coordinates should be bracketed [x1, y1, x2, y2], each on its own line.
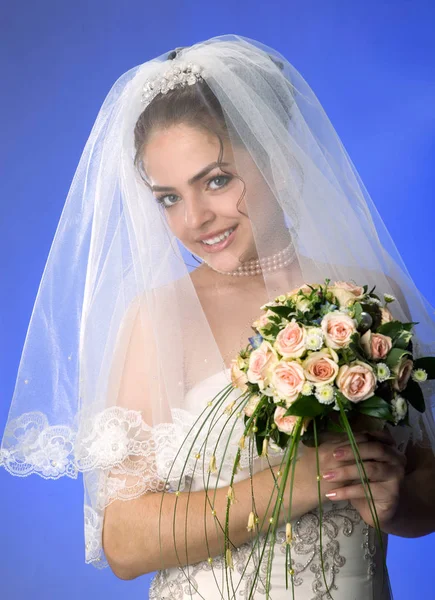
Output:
[102, 432, 369, 580]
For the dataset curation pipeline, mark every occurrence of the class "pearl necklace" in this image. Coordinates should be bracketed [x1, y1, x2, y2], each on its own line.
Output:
[208, 241, 297, 277]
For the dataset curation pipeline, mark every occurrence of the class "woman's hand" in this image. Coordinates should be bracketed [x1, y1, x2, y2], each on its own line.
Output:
[321, 428, 407, 528]
[276, 432, 373, 517]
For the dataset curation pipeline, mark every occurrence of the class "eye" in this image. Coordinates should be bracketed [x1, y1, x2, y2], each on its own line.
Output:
[207, 174, 232, 190]
[155, 173, 233, 209]
[155, 193, 179, 209]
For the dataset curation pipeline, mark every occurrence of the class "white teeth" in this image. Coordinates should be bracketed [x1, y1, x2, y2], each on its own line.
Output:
[201, 227, 235, 245]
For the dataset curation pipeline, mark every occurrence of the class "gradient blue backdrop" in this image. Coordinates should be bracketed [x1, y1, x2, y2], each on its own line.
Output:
[1, 1, 434, 598]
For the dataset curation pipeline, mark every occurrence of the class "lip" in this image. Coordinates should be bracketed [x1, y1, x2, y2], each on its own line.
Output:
[199, 225, 238, 254]
[196, 226, 237, 242]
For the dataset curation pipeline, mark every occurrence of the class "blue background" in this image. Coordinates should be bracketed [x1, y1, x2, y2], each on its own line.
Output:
[1, 1, 434, 598]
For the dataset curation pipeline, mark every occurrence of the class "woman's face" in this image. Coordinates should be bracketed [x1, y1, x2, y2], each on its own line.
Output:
[142, 123, 271, 274]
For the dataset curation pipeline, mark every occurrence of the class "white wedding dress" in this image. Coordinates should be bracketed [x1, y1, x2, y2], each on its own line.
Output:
[149, 369, 409, 600]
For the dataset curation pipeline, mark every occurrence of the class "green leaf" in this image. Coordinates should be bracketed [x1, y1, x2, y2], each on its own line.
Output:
[349, 333, 367, 361]
[385, 347, 412, 370]
[394, 331, 413, 349]
[357, 396, 395, 423]
[376, 321, 404, 338]
[267, 305, 292, 319]
[284, 395, 329, 417]
[278, 431, 290, 448]
[255, 414, 268, 436]
[353, 302, 363, 322]
[335, 390, 352, 410]
[413, 357, 435, 379]
[400, 379, 426, 413]
[327, 420, 346, 433]
[255, 434, 264, 457]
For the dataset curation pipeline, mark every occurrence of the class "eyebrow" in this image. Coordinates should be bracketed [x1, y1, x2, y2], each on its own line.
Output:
[150, 161, 231, 192]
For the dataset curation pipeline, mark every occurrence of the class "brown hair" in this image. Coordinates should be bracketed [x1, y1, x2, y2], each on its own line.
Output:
[133, 78, 235, 179]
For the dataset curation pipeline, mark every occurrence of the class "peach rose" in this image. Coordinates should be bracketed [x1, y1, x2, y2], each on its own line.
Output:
[243, 394, 261, 417]
[329, 281, 365, 308]
[380, 306, 394, 325]
[247, 341, 278, 390]
[336, 361, 377, 403]
[321, 312, 357, 349]
[230, 357, 249, 392]
[273, 406, 311, 435]
[274, 319, 307, 358]
[360, 330, 392, 360]
[287, 283, 321, 300]
[270, 361, 305, 405]
[253, 312, 271, 331]
[288, 283, 316, 296]
[303, 350, 339, 385]
[393, 356, 414, 391]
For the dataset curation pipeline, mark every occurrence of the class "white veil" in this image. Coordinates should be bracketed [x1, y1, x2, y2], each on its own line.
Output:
[1, 34, 434, 569]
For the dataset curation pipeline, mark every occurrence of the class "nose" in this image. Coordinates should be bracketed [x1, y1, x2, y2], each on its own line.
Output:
[183, 193, 214, 230]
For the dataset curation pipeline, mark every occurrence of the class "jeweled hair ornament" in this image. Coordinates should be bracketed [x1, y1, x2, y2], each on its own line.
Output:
[140, 61, 204, 106]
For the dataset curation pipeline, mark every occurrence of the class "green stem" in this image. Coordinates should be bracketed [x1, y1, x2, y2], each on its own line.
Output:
[336, 399, 387, 572]
[264, 417, 303, 599]
[313, 417, 334, 599]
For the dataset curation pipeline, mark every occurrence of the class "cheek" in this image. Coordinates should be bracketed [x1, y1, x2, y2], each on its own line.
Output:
[163, 209, 188, 242]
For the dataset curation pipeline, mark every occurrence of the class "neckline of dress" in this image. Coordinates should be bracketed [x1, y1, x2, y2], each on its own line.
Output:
[187, 366, 232, 395]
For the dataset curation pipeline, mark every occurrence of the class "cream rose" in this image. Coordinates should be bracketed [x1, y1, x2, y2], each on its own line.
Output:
[321, 312, 357, 349]
[274, 319, 307, 358]
[329, 281, 365, 308]
[243, 394, 261, 417]
[295, 298, 311, 313]
[287, 283, 321, 301]
[230, 357, 248, 392]
[393, 356, 414, 392]
[380, 306, 394, 325]
[360, 330, 392, 360]
[273, 406, 310, 435]
[270, 361, 305, 405]
[288, 283, 315, 296]
[247, 341, 278, 390]
[303, 350, 339, 385]
[253, 310, 275, 331]
[336, 361, 377, 403]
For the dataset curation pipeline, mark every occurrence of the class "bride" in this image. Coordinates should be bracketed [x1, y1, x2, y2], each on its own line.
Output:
[2, 35, 435, 599]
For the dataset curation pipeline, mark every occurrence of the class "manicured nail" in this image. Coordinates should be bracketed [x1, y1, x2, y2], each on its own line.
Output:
[322, 471, 335, 480]
[333, 448, 344, 458]
[325, 492, 337, 498]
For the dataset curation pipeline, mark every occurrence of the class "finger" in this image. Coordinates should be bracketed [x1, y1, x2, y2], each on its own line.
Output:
[316, 432, 371, 450]
[332, 441, 407, 467]
[321, 432, 371, 447]
[325, 481, 394, 501]
[322, 461, 404, 484]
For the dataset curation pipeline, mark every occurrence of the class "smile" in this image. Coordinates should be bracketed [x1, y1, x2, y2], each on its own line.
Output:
[199, 226, 238, 254]
[200, 227, 236, 245]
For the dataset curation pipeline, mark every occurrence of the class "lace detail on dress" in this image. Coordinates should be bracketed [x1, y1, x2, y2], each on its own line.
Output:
[148, 535, 284, 600]
[289, 501, 367, 599]
[362, 523, 377, 577]
[149, 501, 378, 599]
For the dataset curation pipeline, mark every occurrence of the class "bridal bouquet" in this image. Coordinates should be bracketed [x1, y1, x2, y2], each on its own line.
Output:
[163, 279, 435, 599]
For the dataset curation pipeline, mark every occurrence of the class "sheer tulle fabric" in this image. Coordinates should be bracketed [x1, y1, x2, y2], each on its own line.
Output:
[1, 35, 435, 570]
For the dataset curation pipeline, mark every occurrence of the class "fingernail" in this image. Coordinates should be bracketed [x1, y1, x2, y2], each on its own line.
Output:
[322, 471, 335, 480]
[325, 492, 337, 498]
[333, 449, 344, 458]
